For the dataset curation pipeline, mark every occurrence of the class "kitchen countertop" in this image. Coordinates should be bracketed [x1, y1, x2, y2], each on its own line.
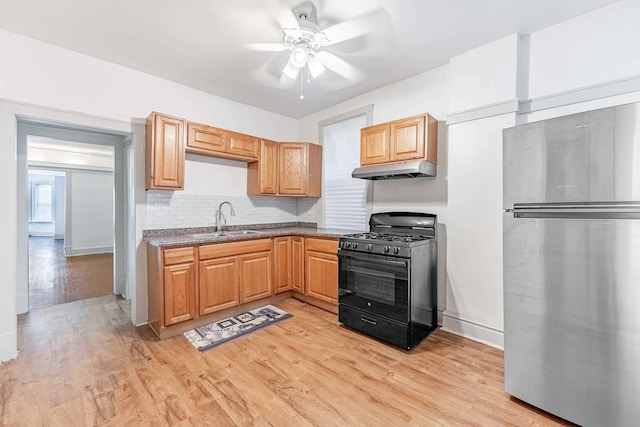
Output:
[143, 223, 365, 248]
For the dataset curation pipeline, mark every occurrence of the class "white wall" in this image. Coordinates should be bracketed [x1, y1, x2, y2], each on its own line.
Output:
[528, 0, 640, 100]
[0, 28, 297, 362]
[66, 171, 113, 255]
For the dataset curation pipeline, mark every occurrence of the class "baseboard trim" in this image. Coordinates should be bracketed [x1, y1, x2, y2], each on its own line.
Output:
[0, 331, 19, 363]
[441, 311, 504, 349]
[65, 246, 113, 256]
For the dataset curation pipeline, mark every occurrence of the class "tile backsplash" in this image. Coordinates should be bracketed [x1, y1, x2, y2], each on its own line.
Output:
[146, 191, 319, 230]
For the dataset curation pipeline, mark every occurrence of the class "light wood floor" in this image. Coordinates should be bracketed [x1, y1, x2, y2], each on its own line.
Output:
[29, 237, 113, 309]
[0, 296, 573, 426]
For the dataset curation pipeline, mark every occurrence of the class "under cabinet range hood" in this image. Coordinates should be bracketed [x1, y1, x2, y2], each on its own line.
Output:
[352, 159, 437, 180]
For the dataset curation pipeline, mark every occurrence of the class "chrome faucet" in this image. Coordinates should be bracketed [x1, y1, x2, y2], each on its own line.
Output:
[216, 201, 236, 231]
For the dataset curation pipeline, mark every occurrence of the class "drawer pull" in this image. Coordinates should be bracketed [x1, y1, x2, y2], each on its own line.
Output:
[360, 316, 377, 326]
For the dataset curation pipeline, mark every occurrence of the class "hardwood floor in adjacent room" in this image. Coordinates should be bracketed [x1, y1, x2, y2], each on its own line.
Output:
[28, 236, 113, 309]
[0, 296, 573, 426]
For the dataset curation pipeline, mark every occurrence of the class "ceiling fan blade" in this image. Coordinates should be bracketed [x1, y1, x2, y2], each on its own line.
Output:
[307, 55, 326, 79]
[282, 56, 300, 80]
[316, 51, 363, 82]
[266, 0, 301, 33]
[322, 8, 391, 46]
[246, 42, 286, 52]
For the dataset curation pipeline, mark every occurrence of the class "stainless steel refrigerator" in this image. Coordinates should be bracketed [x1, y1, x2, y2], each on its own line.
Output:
[503, 102, 640, 426]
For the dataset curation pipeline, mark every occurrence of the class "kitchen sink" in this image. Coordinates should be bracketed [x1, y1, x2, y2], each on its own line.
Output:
[189, 232, 229, 238]
[189, 230, 264, 239]
[224, 230, 264, 235]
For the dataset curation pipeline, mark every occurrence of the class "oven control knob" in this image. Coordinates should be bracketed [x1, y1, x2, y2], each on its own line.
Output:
[346, 242, 351, 248]
[393, 247, 399, 255]
[383, 245, 390, 253]
[352, 242, 358, 249]
[366, 244, 373, 251]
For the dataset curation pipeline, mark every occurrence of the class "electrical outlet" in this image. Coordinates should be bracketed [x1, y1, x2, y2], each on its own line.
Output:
[249, 208, 258, 214]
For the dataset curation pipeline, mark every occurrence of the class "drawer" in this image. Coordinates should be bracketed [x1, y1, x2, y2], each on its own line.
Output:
[339, 305, 410, 349]
[199, 238, 272, 260]
[163, 246, 195, 265]
[305, 237, 338, 254]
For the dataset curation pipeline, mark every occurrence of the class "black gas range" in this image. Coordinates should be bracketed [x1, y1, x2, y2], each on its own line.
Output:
[338, 212, 438, 350]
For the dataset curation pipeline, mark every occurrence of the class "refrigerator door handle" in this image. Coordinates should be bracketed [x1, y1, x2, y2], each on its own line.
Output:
[511, 207, 640, 219]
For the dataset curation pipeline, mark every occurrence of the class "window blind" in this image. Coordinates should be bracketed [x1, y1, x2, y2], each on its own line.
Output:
[323, 114, 367, 230]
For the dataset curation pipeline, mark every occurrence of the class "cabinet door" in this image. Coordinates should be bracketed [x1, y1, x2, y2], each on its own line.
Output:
[199, 257, 240, 315]
[163, 262, 197, 325]
[260, 139, 278, 194]
[279, 143, 307, 195]
[228, 131, 259, 160]
[360, 123, 390, 165]
[240, 251, 272, 303]
[305, 240, 339, 305]
[390, 115, 425, 162]
[292, 236, 305, 293]
[146, 113, 185, 190]
[186, 122, 227, 153]
[273, 237, 291, 293]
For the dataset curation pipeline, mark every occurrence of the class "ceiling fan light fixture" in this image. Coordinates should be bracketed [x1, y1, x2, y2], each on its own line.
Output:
[290, 46, 308, 68]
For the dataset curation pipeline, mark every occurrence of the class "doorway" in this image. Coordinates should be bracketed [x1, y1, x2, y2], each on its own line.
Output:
[17, 119, 130, 314]
[27, 140, 115, 309]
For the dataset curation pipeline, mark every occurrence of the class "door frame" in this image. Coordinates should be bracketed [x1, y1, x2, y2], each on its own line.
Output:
[17, 119, 129, 310]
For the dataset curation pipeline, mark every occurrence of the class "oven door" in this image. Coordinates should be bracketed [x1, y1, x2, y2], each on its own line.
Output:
[338, 250, 409, 323]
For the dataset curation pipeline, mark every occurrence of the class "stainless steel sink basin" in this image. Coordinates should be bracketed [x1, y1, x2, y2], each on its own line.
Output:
[189, 230, 264, 239]
[189, 232, 229, 238]
[224, 230, 264, 235]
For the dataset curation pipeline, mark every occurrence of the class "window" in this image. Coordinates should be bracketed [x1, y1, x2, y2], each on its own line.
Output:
[30, 183, 53, 222]
[322, 114, 368, 230]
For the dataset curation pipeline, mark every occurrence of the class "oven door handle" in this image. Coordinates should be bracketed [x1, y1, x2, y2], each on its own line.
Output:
[338, 251, 408, 270]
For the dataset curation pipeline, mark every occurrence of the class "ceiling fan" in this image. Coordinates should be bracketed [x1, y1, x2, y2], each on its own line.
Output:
[248, 1, 391, 99]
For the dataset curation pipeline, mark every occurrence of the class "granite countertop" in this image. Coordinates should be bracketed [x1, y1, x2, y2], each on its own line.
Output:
[143, 222, 365, 248]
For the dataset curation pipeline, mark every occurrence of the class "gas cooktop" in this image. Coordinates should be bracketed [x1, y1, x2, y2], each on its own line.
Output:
[344, 232, 432, 243]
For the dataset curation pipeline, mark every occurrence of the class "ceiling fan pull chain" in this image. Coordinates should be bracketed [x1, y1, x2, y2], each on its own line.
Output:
[299, 68, 304, 100]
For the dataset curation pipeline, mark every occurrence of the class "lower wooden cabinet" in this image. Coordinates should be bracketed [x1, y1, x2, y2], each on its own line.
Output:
[163, 261, 197, 326]
[273, 236, 306, 295]
[199, 256, 240, 315]
[292, 237, 305, 293]
[147, 235, 338, 338]
[147, 245, 197, 334]
[240, 251, 272, 303]
[273, 236, 292, 293]
[199, 239, 273, 313]
[304, 238, 339, 305]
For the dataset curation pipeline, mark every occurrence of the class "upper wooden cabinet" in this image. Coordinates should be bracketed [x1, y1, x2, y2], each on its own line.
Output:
[360, 113, 438, 166]
[360, 123, 390, 165]
[227, 131, 259, 160]
[186, 121, 259, 161]
[247, 139, 278, 195]
[146, 112, 185, 190]
[186, 122, 226, 154]
[248, 141, 322, 197]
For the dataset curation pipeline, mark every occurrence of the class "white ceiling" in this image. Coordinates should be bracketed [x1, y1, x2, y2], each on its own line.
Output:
[0, 0, 622, 118]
